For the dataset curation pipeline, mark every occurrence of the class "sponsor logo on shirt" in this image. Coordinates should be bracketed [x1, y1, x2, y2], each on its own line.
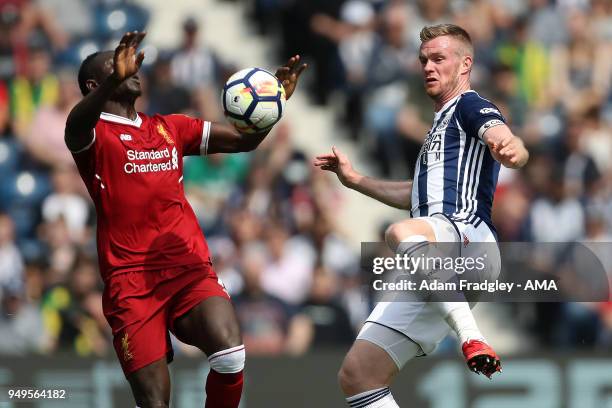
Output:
[124, 147, 179, 174]
[480, 107, 501, 115]
[119, 133, 132, 141]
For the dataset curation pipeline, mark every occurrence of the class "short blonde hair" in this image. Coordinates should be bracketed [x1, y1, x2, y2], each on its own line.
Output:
[420, 24, 473, 56]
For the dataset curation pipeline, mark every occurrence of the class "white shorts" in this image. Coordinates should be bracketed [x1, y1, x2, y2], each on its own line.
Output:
[364, 214, 501, 356]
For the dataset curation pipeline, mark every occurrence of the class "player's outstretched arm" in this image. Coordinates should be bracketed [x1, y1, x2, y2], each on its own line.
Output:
[483, 125, 529, 169]
[207, 55, 307, 154]
[314, 146, 413, 210]
[65, 31, 145, 152]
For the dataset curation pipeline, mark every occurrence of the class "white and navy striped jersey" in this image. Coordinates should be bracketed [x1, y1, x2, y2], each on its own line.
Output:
[411, 90, 504, 229]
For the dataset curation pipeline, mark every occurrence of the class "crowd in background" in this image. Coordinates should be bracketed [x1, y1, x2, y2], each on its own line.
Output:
[0, 0, 611, 360]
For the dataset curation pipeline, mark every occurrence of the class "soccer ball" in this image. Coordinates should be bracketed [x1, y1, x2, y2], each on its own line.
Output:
[222, 67, 286, 134]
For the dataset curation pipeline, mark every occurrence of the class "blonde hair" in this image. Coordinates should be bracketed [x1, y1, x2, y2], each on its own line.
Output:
[419, 24, 473, 56]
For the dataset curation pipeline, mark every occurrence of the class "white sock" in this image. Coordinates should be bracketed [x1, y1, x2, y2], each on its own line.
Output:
[398, 237, 485, 344]
[346, 387, 399, 408]
[439, 302, 485, 343]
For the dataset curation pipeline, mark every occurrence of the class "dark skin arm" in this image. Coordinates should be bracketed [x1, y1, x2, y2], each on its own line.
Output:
[206, 55, 307, 154]
[65, 31, 145, 152]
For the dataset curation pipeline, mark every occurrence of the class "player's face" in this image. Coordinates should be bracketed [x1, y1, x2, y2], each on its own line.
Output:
[419, 36, 464, 101]
[101, 55, 142, 98]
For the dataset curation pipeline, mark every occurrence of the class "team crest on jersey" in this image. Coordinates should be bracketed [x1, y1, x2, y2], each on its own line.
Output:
[121, 332, 133, 361]
[463, 233, 470, 248]
[157, 124, 174, 145]
[435, 116, 451, 131]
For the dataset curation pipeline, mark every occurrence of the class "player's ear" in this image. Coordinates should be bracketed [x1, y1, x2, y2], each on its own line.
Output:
[461, 55, 472, 75]
[86, 79, 99, 92]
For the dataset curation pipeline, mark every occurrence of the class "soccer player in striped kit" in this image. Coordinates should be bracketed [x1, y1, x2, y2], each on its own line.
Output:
[315, 24, 529, 407]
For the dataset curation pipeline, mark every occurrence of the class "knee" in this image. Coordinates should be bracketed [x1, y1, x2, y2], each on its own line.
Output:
[338, 354, 368, 395]
[385, 220, 433, 250]
[217, 320, 243, 350]
[385, 222, 413, 250]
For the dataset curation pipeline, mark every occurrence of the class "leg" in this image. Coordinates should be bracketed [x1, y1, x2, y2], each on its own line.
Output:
[102, 271, 179, 408]
[339, 340, 398, 396]
[339, 323, 421, 407]
[173, 296, 244, 408]
[384, 216, 501, 377]
[384, 217, 482, 338]
[126, 358, 171, 408]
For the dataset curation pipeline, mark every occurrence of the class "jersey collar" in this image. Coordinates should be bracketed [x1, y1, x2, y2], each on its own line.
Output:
[100, 112, 142, 128]
[434, 90, 475, 119]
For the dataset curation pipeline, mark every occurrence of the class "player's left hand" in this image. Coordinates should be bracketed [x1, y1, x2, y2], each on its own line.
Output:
[275, 55, 307, 100]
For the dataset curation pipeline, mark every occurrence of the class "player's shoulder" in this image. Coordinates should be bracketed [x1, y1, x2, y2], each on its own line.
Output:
[458, 90, 500, 111]
[157, 112, 201, 126]
[456, 91, 504, 119]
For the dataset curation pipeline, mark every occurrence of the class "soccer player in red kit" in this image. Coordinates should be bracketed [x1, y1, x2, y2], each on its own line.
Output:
[64, 31, 306, 408]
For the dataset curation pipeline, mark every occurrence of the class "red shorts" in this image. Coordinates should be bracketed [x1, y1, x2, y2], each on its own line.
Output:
[102, 263, 230, 375]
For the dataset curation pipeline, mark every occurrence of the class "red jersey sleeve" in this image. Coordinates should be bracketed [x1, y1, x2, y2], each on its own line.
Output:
[163, 114, 211, 156]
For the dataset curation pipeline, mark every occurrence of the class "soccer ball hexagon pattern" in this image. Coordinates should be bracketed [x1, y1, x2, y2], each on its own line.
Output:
[222, 67, 286, 134]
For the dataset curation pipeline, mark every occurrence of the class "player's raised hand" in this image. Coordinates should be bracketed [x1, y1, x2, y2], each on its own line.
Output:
[314, 146, 359, 187]
[275, 55, 307, 100]
[112, 31, 146, 81]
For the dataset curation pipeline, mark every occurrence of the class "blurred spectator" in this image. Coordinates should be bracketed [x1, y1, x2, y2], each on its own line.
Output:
[528, 162, 585, 242]
[22, 69, 79, 167]
[41, 165, 90, 243]
[0, 213, 24, 288]
[527, 0, 568, 48]
[307, 211, 357, 276]
[580, 107, 612, 176]
[311, 0, 376, 139]
[146, 53, 191, 115]
[495, 16, 549, 108]
[404, 0, 451, 51]
[300, 266, 355, 348]
[39, 218, 77, 286]
[549, 9, 612, 115]
[363, 3, 418, 177]
[591, 0, 612, 41]
[0, 0, 68, 78]
[0, 279, 48, 355]
[184, 152, 249, 232]
[261, 221, 315, 305]
[301, 0, 345, 104]
[233, 244, 312, 355]
[208, 236, 243, 296]
[41, 254, 108, 356]
[170, 17, 226, 120]
[9, 45, 58, 136]
[559, 116, 601, 199]
[36, 0, 93, 40]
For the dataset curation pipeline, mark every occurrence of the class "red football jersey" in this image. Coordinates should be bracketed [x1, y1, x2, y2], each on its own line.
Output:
[71, 112, 212, 280]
